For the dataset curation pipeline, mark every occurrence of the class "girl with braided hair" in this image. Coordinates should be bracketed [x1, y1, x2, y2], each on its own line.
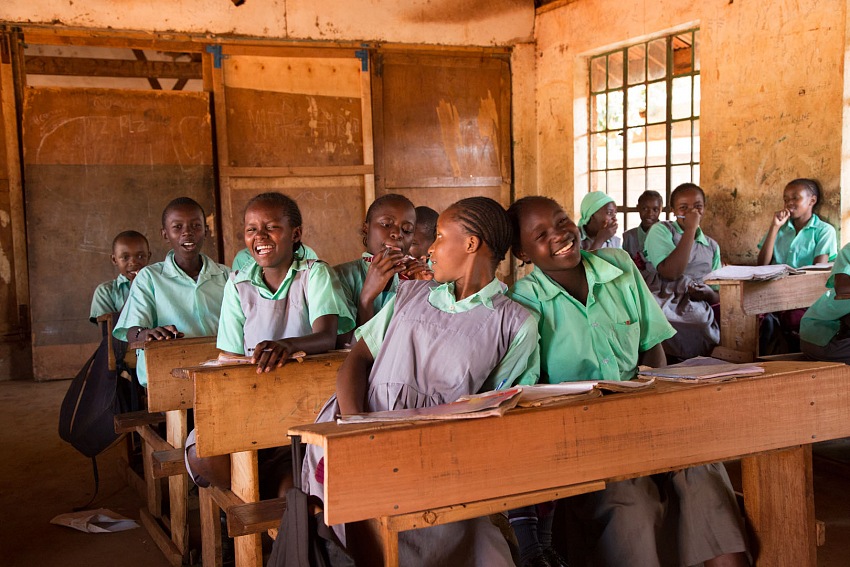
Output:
[302, 196, 540, 566]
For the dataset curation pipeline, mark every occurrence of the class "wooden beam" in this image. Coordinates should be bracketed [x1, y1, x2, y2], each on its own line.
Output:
[132, 49, 163, 90]
[24, 55, 202, 79]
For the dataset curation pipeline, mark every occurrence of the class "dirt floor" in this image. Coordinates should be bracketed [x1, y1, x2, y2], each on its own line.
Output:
[0, 378, 848, 566]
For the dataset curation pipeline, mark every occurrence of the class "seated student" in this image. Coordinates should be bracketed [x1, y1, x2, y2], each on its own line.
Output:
[231, 243, 318, 272]
[578, 191, 621, 250]
[334, 193, 427, 345]
[507, 196, 749, 567]
[303, 197, 540, 567]
[410, 205, 439, 259]
[185, 192, 354, 497]
[622, 190, 662, 273]
[89, 230, 151, 323]
[113, 197, 229, 387]
[643, 183, 721, 360]
[800, 242, 850, 361]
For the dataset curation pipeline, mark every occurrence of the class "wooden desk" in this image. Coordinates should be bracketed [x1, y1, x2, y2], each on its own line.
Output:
[130, 336, 220, 565]
[180, 351, 345, 567]
[707, 270, 829, 362]
[290, 361, 850, 567]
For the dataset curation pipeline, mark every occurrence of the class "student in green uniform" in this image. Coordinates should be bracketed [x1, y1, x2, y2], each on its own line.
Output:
[507, 196, 749, 567]
[800, 242, 850, 361]
[230, 243, 319, 272]
[185, 191, 354, 496]
[578, 191, 621, 251]
[90, 230, 151, 322]
[113, 197, 229, 387]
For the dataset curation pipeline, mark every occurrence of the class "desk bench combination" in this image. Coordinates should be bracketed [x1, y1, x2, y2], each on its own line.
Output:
[290, 360, 850, 567]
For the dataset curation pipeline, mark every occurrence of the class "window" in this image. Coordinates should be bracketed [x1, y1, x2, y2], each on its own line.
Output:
[588, 29, 700, 231]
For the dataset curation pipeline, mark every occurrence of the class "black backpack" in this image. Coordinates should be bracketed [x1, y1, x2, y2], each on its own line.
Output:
[58, 316, 138, 508]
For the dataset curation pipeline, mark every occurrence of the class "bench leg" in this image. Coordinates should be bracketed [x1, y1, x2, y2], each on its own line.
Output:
[141, 428, 163, 518]
[200, 488, 223, 567]
[742, 445, 817, 566]
[231, 451, 263, 567]
[166, 410, 189, 557]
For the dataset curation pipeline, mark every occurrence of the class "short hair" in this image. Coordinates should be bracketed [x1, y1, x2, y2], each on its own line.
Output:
[244, 192, 303, 227]
[670, 183, 705, 208]
[637, 190, 664, 206]
[162, 197, 205, 227]
[365, 193, 415, 222]
[414, 206, 439, 236]
[112, 230, 149, 251]
[506, 196, 561, 259]
[449, 196, 513, 268]
[786, 178, 822, 210]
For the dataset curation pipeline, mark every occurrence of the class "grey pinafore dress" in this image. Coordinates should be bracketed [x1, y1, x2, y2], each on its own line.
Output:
[302, 279, 532, 567]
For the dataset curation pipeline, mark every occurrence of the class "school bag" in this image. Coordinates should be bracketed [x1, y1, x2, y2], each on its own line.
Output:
[58, 315, 138, 508]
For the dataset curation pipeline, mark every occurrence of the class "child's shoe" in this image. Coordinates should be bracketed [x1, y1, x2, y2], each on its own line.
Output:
[520, 550, 554, 567]
[543, 547, 569, 567]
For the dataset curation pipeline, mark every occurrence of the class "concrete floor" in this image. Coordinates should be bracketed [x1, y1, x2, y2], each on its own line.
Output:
[0, 379, 848, 566]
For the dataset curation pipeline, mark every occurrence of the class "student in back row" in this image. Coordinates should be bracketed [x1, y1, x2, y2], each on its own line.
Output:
[579, 191, 620, 251]
[89, 230, 151, 323]
[114, 197, 229, 387]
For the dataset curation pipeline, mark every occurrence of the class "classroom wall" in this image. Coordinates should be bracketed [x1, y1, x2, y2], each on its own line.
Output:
[0, 0, 534, 47]
[536, 0, 849, 263]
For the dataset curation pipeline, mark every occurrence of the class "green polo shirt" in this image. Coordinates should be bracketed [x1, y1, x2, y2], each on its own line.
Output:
[757, 214, 837, 268]
[217, 259, 355, 354]
[355, 278, 540, 388]
[509, 249, 675, 382]
[334, 252, 399, 317]
[90, 274, 131, 322]
[800, 243, 850, 346]
[231, 244, 319, 272]
[644, 221, 721, 270]
[113, 251, 230, 386]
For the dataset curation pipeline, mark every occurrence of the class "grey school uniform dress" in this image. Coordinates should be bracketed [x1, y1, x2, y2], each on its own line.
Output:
[643, 221, 720, 360]
[302, 279, 534, 567]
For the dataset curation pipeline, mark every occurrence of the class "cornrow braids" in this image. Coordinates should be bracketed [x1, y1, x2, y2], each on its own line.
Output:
[162, 197, 205, 227]
[786, 178, 822, 210]
[450, 196, 513, 268]
[244, 191, 305, 257]
[366, 193, 415, 222]
[506, 196, 560, 260]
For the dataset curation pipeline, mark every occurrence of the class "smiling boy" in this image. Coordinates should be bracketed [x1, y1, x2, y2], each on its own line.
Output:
[89, 230, 151, 323]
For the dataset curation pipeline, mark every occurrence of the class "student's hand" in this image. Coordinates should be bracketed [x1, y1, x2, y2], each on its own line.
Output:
[687, 282, 717, 303]
[772, 209, 791, 228]
[598, 218, 619, 242]
[679, 208, 702, 233]
[361, 246, 406, 301]
[400, 257, 433, 281]
[145, 326, 184, 341]
[251, 339, 296, 374]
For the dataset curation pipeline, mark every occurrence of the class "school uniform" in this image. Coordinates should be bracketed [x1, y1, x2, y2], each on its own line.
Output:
[334, 252, 398, 319]
[757, 213, 837, 267]
[302, 278, 540, 567]
[510, 249, 747, 567]
[185, 258, 354, 495]
[643, 220, 721, 359]
[89, 274, 132, 322]
[622, 226, 650, 270]
[113, 251, 229, 387]
[231, 244, 319, 272]
[800, 243, 850, 361]
[579, 227, 621, 250]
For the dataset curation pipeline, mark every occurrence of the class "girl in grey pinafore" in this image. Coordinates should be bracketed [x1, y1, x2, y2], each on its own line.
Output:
[303, 279, 533, 567]
[643, 220, 720, 359]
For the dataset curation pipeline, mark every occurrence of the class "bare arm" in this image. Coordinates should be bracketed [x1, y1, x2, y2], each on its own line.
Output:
[251, 314, 339, 373]
[757, 210, 790, 265]
[656, 219, 698, 280]
[638, 343, 666, 369]
[336, 339, 375, 415]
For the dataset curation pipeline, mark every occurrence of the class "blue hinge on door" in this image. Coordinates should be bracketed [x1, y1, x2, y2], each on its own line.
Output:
[206, 45, 228, 69]
[354, 45, 369, 72]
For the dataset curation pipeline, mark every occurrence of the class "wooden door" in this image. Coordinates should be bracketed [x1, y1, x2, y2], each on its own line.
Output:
[21, 87, 216, 380]
[212, 46, 374, 266]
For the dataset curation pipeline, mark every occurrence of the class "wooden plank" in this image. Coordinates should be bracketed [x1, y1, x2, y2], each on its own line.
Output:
[227, 496, 287, 537]
[739, 271, 830, 315]
[742, 445, 817, 565]
[360, 60, 376, 209]
[138, 424, 173, 454]
[715, 282, 759, 359]
[200, 489, 223, 567]
[152, 449, 188, 479]
[192, 352, 344, 457]
[287, 361, 850, 525]
[166, 409, 189, 555]
[139, 508, 183, 567]
[114, 410, 165, 433]
[25, 56, 202, 79]
[142, 336, 219, 412]
[141, 432, 164, 518]
[231, 450, 262, 567]
[222, 165, 373, 178]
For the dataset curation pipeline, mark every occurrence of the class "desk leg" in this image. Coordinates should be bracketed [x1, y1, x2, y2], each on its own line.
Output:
[140, 425, 163, 518]
[348, 517, 399, 567]
[166, 410, 189, 556]
[716, 282, 758, 362]
[742, 445, 816, 566]
[231, 450, 262, 567]
[200, 487, 223, 567]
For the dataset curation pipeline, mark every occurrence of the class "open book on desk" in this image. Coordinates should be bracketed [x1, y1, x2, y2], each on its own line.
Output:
[703, 264, 802, 282]
[516, 379, 655, 407]
[638, 357, 764, 382]
[197, 350, 308, 367]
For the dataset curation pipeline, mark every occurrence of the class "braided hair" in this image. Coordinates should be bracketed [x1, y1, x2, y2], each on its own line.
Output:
[506, 196, 561, 261]
[162, 197, 205, 227]
[244, 191, 305, 259]
[448, 196, 513, 269]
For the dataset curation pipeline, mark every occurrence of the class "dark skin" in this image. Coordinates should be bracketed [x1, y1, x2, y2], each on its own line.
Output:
[757, 183, 827, 266]
[638, 196, 662, 233]
[336, 208, 497, 415]
[583, 202, 618, 251]
[126, 203, 207, 343]
[656, 188, 720, 305]
[514, 199, 665, 368]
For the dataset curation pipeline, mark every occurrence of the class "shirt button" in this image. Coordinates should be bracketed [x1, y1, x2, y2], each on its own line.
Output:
[449, 306, 455, 312]
[602, 358, 609, 364]
[592, 322, 600, 328]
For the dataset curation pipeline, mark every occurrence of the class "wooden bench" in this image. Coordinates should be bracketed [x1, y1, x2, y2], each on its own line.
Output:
[178, 351, 346, 567]
[125, 336, 220, 566]
[708, 269, 829, 362]
[290, 360, 850, 567]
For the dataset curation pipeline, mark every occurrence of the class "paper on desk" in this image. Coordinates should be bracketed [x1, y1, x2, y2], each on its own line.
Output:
[516, 379, 655, 407]
[703, 264, 801, 282]
[638, 357, 764, 382]
[796, 262, 834, 271]
[50, 509, 139, 533]
[198, 350, 307, 367]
